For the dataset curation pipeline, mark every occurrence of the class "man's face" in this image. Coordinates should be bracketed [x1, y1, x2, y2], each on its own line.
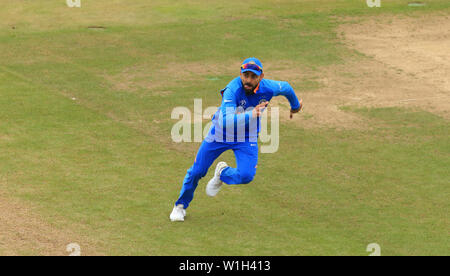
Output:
[240, 71, 264, 95]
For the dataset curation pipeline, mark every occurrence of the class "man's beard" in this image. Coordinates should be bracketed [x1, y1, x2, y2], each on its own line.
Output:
[243, 82, 256, 96]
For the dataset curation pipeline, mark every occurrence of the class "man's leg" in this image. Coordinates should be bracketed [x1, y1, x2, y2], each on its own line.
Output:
[220, 142, 258, 185]
[175, 140, 229, 209]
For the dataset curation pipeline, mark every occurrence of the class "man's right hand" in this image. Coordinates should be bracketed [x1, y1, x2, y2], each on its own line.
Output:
[252, 101, 269, 118]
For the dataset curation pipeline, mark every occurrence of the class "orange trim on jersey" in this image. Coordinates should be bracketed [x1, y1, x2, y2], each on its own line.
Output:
[254, 82, 260, 94]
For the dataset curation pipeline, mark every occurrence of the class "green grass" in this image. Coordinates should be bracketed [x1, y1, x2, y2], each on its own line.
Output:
[0, 0, 449, 255]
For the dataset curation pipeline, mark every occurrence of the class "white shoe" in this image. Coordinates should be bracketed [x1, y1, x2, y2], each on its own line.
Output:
[206, 162, 228, 197]
[170, 204, 186, 222]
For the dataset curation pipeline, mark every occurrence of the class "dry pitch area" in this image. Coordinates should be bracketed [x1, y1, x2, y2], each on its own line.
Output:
[271, 14, 450, 128]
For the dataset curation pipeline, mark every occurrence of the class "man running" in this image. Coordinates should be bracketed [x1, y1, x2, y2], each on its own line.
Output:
[170, 57, 302, 221]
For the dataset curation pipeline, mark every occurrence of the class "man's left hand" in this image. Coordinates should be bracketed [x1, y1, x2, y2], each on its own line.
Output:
[290, 99, 303, 119]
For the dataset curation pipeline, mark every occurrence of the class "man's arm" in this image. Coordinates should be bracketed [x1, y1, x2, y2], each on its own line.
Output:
[271, 80, 303, 118]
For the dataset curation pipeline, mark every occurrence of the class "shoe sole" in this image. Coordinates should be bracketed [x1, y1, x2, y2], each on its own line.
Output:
[206, 162, 228, 197]
[206, 178, 220, 197]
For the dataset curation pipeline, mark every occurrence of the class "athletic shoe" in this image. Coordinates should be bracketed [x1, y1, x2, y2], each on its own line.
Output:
[206, 162, 228, 197]
[170, 204, 186, 222]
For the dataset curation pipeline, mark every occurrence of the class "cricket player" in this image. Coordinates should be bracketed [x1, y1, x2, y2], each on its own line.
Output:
[170, 57, 302, 221]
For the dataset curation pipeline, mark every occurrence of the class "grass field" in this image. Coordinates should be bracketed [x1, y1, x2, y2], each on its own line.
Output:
[0, 0, 449, 255]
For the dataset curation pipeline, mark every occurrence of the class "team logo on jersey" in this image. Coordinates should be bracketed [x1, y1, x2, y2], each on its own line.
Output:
[239, 99, 246, 107]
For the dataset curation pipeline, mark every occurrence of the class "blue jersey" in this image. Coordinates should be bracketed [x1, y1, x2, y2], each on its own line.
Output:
[205, 77, 300, 143]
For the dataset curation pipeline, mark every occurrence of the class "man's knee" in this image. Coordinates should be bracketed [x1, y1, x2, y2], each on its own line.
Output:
[240, 172, 255, 184]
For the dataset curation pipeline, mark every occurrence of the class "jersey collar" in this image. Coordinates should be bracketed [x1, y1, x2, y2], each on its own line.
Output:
[253, 82, 261, 94]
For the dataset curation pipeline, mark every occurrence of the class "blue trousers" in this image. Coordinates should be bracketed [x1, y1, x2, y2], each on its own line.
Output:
[175, 140, 259, 209]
